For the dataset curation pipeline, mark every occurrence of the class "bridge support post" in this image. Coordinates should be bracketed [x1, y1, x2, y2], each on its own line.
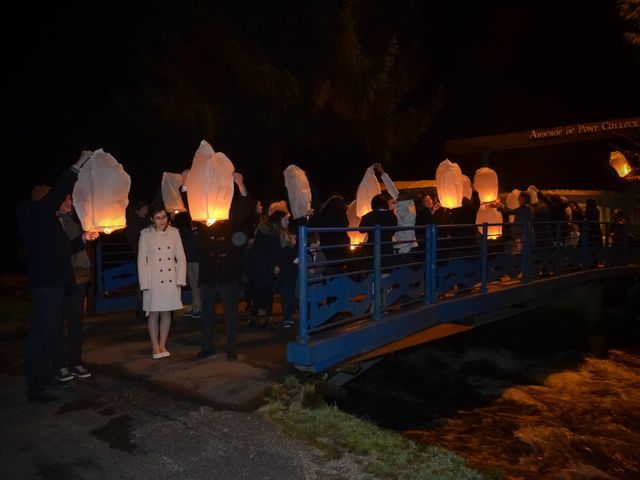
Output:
[522, 222, 532, 283]
[297, 226, 309, 343]
[581, 219, 589, 270]
[481, 223, 488, 293]
[373, 225, 382, 320]
[426, 223, 437, 304]
[554, 222, 561, 275]
[604, 222, 612, 266]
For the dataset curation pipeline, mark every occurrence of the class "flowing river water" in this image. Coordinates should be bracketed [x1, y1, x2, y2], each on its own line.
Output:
[336, 293, 640, 479]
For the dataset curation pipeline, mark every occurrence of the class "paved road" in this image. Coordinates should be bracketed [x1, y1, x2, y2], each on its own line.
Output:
[0, 284, 371, 480]
[1, 369, 369, 480]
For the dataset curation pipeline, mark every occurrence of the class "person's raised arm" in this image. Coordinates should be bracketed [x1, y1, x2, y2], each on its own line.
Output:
[374, 163, 399, 200]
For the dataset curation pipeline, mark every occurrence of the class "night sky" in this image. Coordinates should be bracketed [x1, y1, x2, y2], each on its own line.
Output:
[6, 0, 640, 272]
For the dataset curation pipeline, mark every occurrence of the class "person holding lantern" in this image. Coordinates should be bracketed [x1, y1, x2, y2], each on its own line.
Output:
[181, 170, 254, 361]
[51, 193, 94, 383]
[137, 205, 187, 359]
[491, 191, 534, 249]
[17, 151, 100, 403]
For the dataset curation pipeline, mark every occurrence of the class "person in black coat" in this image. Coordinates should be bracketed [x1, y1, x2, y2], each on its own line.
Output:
[308, 194, 350, 263]
[359, 194, 398, 268]
[17, 151, 99, 403]
[245, 211, 287, 326]
[181, 171, 254, 361]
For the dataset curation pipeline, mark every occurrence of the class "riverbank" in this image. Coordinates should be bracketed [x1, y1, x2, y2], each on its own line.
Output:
[0, 274, 491, 479]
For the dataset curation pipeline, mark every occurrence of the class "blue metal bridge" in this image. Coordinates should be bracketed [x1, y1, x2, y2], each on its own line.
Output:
[92, 221, 638, 374]
[288, 221, 639, 373]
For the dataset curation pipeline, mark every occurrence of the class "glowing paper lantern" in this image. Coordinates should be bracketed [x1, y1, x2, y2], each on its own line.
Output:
[283, 164, 312, 220]
[435, 159, 464, 209]
[474, 167, 499, 203]
[186, 140, 235, 225]
[527, 185, 538, 205]
[506, 189, 521, 223]
[476, 204, 503, 239]
[346, 200, 368, 247]
[609, 151, 632, 178]
[268, 201, 290, 217]
[73, 149, 130, 233]
[356, 166, 381, 218]
[462, 175, 473, 200]
[161, 172, 187, 214]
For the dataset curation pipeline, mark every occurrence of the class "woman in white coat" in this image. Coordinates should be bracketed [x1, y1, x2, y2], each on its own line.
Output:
[138, 205, 187, 359]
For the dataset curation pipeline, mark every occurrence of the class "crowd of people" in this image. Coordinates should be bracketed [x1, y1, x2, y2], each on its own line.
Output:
[18, 153, 629, 404]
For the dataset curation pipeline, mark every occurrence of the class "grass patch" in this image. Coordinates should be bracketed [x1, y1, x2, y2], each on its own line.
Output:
[265, 376, 502, 480]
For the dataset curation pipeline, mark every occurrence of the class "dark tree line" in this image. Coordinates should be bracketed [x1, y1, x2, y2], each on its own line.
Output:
[111, 0, 444, 201]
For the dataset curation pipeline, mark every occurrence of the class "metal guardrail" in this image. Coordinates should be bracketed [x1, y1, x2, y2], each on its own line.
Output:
[296, 221, 636, 343]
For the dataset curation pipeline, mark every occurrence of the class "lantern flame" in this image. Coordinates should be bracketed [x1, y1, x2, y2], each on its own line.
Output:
[206, 218, 216, 226]
[103, 228, 113, 234]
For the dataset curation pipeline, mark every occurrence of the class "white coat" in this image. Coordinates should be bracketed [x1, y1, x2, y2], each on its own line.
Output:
[137, 225, 187, 313]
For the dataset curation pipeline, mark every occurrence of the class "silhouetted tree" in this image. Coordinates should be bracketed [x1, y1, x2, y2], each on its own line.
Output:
[314, 0, 444, 163]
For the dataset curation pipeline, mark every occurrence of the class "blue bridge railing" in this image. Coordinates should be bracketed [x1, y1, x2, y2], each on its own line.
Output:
[295, 220, 636, 345]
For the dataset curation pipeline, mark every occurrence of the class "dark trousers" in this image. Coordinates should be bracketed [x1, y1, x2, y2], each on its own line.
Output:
[26, 287, 65, 396]
[277, 267, 297, 322]
[52, 284, 86, 370]
[250, 278, 274, 316]
[200, 283, 239, 354]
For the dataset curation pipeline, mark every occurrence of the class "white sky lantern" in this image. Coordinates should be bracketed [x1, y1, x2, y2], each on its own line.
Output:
[356, 165, 382, 218]
[283, 164, 312, 220]
[609, 151, 632, 178]
[346, 200, 368, 248]
[161, 172, 187, 215]
[506, 189, 521, 223]
[435, 159, 464, 209]
[476, 204, 503, 239]
[73, 149, 130, 234]
[186, 140, 235, 226]
[527, 185, 538, 205]
[474, 167, 499, 203]
[462, 175, 473, 200]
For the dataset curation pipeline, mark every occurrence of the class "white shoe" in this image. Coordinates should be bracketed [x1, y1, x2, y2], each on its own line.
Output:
[159, 351, 171, 358]
[152, 352, 163, 359]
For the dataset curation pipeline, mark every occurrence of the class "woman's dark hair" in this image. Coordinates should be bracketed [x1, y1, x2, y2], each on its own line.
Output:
[148, 204, 167, 219]
[518, 191, 531, 204]
[267, 210, 288, 228]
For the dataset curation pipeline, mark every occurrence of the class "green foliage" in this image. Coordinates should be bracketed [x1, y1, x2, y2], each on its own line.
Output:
[618, 0, 640, 48]
[121, 1, 443, 174]
[266, 377, 498, 480]
[313, 0, 444, 162]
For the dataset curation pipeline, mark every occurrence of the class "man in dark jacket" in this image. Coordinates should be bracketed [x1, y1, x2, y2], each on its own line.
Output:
[181, 171, 254, 361]
[358, 194, 398, 267]
[17, 151, 99, 403]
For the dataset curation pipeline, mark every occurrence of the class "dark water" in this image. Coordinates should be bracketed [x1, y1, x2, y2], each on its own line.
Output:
[337, 287, 640, 479]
